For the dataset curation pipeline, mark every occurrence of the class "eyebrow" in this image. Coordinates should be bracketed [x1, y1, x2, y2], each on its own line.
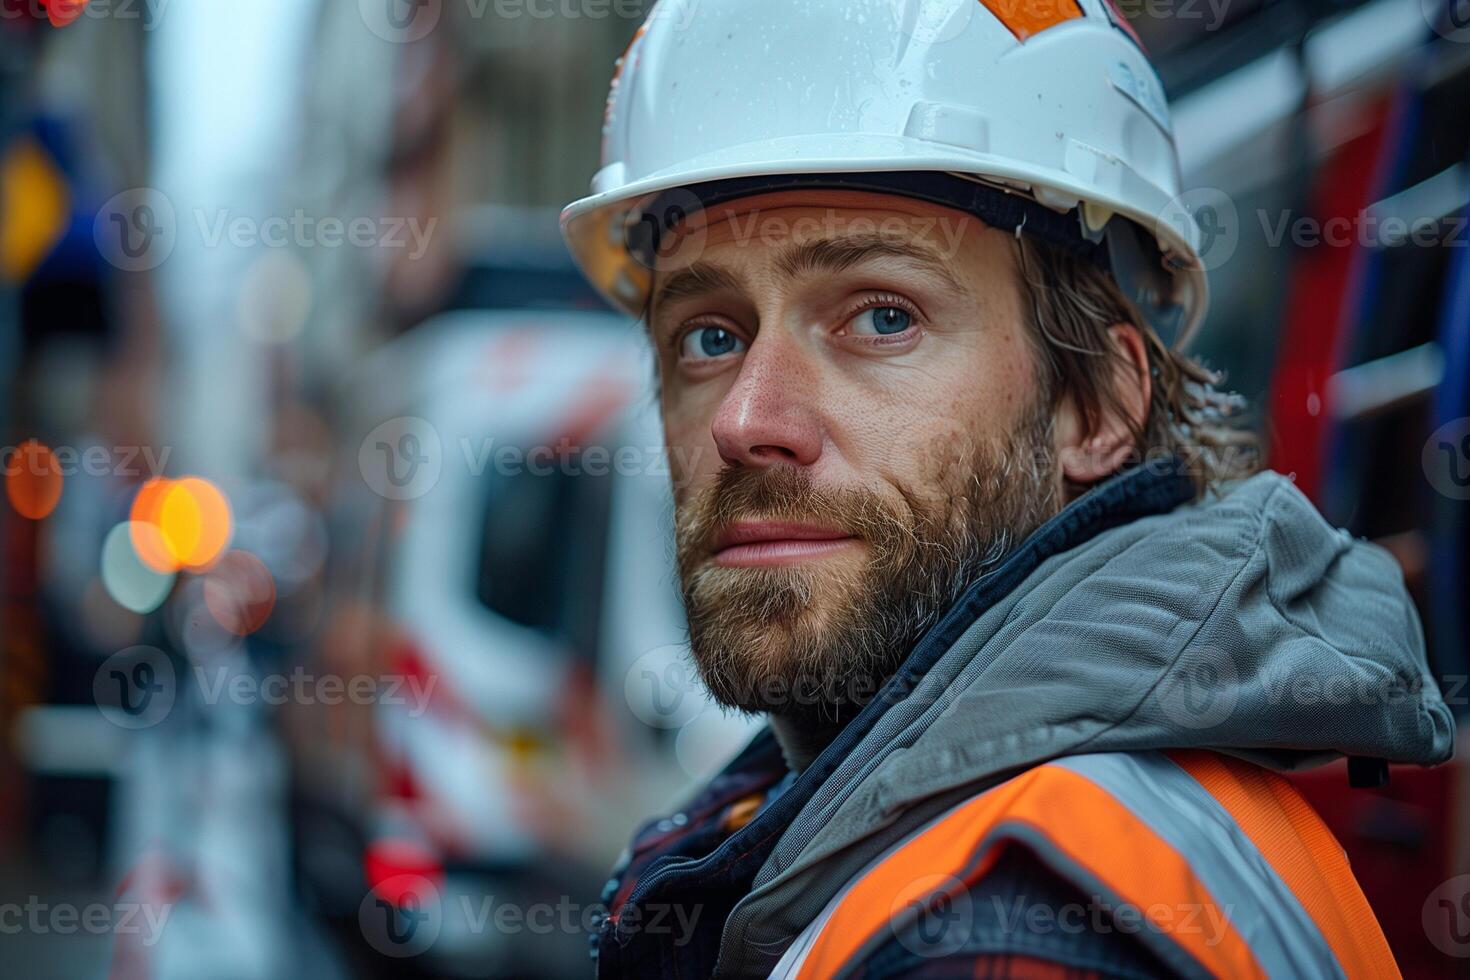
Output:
[650, 262, 744, 312]
[648, 233, 969, 315]
[774, 234, 967, 295]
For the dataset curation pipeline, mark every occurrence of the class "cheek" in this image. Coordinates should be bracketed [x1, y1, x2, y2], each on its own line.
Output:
[662, 405, 721, 503]
[836, 330, 1037, 493]
[970, 332, 1038, 436]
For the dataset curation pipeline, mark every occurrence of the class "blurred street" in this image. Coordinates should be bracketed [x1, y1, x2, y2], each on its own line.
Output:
[1, 0, 1468, 976]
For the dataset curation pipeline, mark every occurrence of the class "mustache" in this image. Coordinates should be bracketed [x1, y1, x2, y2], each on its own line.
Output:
[675, 465, 909, 568]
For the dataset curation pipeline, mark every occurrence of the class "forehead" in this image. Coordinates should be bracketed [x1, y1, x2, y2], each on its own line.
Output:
[677, 189, 981, 254]
[651, 188, 1012, 304]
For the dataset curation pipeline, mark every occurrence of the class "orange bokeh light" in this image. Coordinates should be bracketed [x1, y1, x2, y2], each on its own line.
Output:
[163, 477, 232, 569]
[129, 476, 233, 572]
[129, 478, 176, 571]
[5, 439, 64, 520]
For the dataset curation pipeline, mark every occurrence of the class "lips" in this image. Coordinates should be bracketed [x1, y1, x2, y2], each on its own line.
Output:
[710, 520, 859, 568]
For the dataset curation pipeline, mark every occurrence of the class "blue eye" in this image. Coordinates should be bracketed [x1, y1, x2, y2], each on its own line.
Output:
[680, 325, 747, 360]
[850, 305, 913, 336]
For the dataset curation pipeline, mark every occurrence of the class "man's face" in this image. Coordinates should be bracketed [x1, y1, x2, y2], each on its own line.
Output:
[647, 190, 1062, 726]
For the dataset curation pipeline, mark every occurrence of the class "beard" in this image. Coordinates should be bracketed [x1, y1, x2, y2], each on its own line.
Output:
[674, 401, 1062, 730]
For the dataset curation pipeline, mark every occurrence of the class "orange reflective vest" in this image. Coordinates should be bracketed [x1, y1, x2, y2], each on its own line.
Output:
[772, 751, 1398, 979]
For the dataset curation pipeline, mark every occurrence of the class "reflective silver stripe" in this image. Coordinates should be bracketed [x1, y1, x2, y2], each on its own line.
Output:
[774, 752, 1348, 979]
[768, 908, 823, 978]
[1051, 752, 1345, 980]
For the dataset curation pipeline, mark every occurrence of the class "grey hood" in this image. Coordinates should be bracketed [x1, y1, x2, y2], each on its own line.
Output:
[714, 469, 1456, 976]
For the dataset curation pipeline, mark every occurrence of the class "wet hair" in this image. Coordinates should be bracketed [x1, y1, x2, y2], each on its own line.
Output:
[1013, 235, 1260, 498]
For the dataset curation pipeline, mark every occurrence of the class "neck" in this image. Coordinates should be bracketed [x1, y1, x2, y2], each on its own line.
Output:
[769, 714, 848, 774]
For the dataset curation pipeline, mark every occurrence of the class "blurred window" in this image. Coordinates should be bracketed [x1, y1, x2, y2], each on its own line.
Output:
[1133, 0, 1369, 97]
[475, 448, 613, 659]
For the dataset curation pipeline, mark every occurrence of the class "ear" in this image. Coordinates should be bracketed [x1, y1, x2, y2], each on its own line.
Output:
[1054, 323, 1151, 485]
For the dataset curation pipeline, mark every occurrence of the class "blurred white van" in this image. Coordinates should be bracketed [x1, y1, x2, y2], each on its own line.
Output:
[292, 309, 754, 978]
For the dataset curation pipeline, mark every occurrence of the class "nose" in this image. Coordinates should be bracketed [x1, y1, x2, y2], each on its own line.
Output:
[709, 331, 824, 469]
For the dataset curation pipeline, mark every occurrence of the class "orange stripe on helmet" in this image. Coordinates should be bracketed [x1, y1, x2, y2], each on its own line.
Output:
[978, 0, 1084, 42]
[794, 763, 1262, 979]
[1167, 751, 1401, 980]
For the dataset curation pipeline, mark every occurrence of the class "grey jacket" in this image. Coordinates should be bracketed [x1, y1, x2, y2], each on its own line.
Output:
[713, 469, 1455, 976]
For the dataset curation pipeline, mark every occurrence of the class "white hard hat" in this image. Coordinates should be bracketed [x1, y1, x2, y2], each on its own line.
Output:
[560, 0, 1208, 348]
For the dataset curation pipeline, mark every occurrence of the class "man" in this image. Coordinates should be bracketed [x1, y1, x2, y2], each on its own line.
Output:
[560, 1, 1455, 976]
